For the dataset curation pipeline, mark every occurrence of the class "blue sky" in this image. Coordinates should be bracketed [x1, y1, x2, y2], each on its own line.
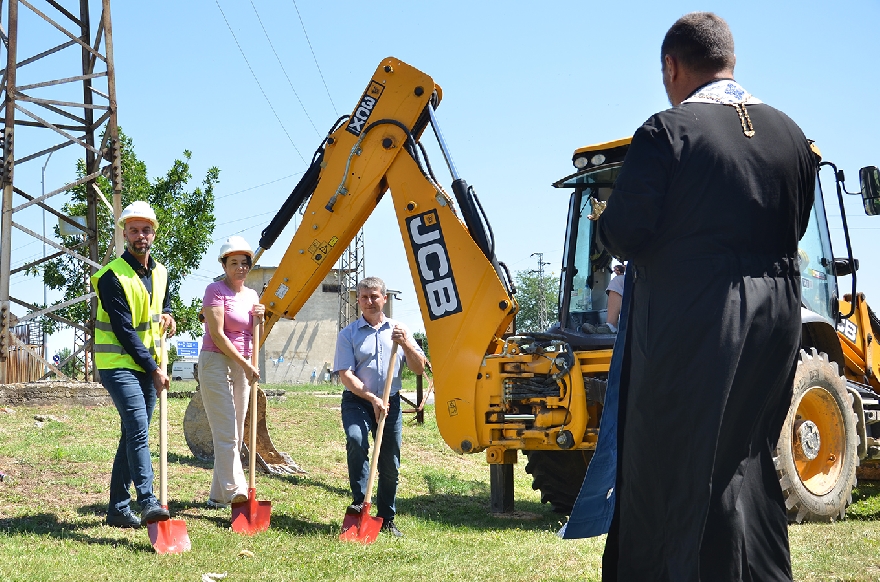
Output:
[10, 0, 879, 355]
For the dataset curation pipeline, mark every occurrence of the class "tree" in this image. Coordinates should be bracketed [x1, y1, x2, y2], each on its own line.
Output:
[413, 331, 430, 362]
[166, 344, 180, 374]
[400, 331, 430, 381]
[40, 129, 219, 339]
[513, 269, 559, 333]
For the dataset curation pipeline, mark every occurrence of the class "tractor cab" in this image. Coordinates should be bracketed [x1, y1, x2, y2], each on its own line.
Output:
[550, 138, 875, 342]
[798, 164, 839, 325]
[550, 138, 630, 350]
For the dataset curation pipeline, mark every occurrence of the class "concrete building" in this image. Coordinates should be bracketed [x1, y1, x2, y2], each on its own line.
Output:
[243, 267, 396, 385]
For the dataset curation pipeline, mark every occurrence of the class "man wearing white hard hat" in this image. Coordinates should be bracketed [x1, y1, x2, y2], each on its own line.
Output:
[198, 236, 264, 508]
[91, 200, 176, 528]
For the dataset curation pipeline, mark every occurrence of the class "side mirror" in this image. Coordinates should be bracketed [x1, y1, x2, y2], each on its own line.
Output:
[832, 257, 859, 277]
[858, 166, 880, 216]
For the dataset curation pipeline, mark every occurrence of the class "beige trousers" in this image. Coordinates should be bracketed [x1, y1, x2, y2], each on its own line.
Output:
[198, 349, 249, 503]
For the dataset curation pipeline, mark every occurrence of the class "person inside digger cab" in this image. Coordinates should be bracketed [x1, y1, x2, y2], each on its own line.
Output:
[198, 236, 264, 509]
[333, 277, 425, 537]
[582, 263, 625, 334]
[92, 201, 176, 528]
[604, 263, 625, 332]
[567, 12, 816, 581]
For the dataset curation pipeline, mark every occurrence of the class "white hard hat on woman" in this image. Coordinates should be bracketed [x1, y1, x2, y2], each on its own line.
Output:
[117, 200, 158, 230]
[217, 235, 254, 262]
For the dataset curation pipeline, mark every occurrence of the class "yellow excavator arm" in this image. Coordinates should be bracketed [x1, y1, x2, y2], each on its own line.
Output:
[257, 57, 517, 452]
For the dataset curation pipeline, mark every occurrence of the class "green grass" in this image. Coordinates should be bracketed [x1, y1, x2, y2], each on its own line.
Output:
[0, 385, 879, 581]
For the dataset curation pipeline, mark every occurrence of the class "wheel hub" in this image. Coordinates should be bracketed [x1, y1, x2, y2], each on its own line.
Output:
[795, 419, 821, 461]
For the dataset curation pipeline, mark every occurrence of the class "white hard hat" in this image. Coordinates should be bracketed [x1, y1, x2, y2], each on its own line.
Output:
[218, 235, 254, 262]
[117, 200, 158, 230]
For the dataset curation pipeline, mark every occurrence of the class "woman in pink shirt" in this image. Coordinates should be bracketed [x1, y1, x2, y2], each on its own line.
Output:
[198, 236, 264, 508]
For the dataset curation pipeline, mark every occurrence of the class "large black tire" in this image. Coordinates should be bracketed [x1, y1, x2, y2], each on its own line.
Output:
[524, 449, 594, 514]
[774, 348, 859, 523]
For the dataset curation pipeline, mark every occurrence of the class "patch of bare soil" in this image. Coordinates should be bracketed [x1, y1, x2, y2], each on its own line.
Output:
[0, 457, 107, 520]
[492, 510, 541, 520]
[857, 463, 880, 481]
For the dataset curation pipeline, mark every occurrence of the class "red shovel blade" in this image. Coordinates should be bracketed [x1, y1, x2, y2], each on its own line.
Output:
[147, 507, 191, 554]
[339, 502, 384, 544]
[231, 488, 272, 535]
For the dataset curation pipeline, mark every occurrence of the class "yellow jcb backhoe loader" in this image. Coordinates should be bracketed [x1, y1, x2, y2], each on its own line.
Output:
[185, 57, 880, 521]
[551, 140, 880, 522]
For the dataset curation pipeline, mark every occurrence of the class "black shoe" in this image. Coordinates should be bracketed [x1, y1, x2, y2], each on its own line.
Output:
[381, 519, 403, 537]
[106, 509, 141, 529]
[346, 503, 364, 515]
[140, 503, 170, 524]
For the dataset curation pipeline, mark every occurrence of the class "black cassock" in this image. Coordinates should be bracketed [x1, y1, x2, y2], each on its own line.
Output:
[597, 99, 816, 581]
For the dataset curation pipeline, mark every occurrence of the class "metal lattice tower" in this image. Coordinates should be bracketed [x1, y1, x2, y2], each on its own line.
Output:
[531, 252, 550, 331]
[337, 228, 365, 330]
[0, 0, 121, 382]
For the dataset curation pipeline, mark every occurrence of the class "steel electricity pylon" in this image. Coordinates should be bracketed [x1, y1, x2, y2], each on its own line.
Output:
[0, 0, 121, 382]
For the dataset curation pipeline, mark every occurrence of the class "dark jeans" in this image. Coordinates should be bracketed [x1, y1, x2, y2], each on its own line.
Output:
[99, 368, 158, 515]
[341, 390, 402, 520]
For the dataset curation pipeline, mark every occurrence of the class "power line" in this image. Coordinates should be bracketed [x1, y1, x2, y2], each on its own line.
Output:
[187, 270, 217, 283]
[216, 173, 300, 200]
[249, 0, 321, 138]
[290, 0, 338, 116]
[214, 0, 307, 165]
[215, 210, 276, 229]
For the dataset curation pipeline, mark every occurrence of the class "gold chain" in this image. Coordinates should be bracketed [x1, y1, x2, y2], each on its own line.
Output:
[732, 103, 755, 138]
[692, 91, 756, 138]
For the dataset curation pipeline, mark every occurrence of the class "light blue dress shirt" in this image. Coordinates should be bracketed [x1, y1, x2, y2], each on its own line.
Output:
[333, 316, 423, 398]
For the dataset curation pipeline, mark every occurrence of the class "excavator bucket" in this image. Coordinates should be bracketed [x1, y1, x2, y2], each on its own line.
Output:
[183, 386, 306, 475]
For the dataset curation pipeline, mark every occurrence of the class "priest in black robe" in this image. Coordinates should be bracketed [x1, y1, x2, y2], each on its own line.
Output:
[582, 12, 816, 582]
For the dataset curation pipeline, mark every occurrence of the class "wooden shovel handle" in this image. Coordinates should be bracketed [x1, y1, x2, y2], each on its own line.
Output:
[158, 333, 168, 507]
[363, 342, 399, 506]
[248, 317, 262, 489]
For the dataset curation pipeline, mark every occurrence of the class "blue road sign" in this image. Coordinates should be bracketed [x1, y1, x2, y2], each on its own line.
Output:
[53, 354, 60, 365]
[177, 341, 199, 358]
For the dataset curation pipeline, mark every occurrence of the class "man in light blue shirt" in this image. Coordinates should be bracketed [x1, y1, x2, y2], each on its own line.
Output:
[334, 276, 425, 537]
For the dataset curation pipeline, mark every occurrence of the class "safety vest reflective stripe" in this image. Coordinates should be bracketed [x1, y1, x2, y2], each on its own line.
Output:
[94, 320, 151, 333]
[91, 257, 167, 372]
[94, 343, 157, 357]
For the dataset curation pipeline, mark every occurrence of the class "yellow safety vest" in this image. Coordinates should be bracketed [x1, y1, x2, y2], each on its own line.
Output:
[91, 257, 168, 372]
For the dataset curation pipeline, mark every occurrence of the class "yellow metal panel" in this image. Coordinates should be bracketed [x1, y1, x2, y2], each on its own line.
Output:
[573, 137, 632, 156]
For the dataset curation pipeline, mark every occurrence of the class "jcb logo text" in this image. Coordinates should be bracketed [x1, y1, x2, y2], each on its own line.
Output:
[407, 210, 462, 320]
[346, 81, 384, 136]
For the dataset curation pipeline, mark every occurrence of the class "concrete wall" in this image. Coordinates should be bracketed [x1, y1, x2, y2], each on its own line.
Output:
[244, 267, 397, 385]
[0, 382, 111, 406]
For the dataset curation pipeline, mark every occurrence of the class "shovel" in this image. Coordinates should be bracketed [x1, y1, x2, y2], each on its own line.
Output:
[340, 343, 399, 544]
[231, 318, 271, 534]
[148, 333, 192, 554]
